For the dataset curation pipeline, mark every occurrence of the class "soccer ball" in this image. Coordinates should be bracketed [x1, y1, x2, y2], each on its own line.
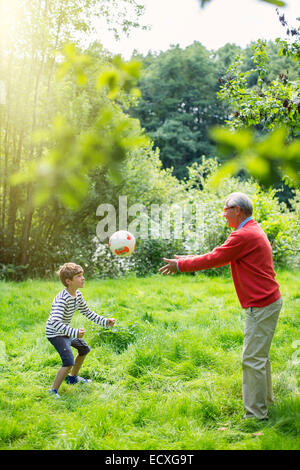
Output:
[109, 230, 136, 257]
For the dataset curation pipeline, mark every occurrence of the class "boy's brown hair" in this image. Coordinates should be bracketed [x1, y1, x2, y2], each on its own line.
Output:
[57, 262, 83, 287]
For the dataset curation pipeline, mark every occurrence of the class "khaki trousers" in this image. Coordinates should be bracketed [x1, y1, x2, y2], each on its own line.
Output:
[242, 297, 282, 419]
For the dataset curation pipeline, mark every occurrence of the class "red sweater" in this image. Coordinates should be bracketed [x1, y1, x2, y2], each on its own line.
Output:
[178, 219, 281, 308]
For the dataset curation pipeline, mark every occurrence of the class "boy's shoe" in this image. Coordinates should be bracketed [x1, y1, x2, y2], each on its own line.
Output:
[66, 375, 91, 385]
[48, 389, 61, 398]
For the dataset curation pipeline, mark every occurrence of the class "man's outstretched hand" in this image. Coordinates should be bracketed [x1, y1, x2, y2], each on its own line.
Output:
[159, 254, 191, 275]
[159, 258, 178, 275]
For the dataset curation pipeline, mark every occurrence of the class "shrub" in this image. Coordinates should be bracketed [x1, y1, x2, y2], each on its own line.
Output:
[90, 164, 299, 278]
[0, 264, 29, 281]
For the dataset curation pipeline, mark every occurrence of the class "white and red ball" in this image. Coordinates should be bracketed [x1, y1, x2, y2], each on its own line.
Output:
[109, 230, 136, 257]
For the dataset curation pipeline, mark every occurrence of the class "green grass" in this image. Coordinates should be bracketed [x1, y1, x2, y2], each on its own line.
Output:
[0, 271, 299, 450]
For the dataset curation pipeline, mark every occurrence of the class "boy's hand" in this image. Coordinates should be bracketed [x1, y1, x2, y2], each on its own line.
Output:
[106, 318, 116, 327]
[78, 328, 85, 338]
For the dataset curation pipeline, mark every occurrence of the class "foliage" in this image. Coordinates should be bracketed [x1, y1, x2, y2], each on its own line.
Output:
[252, 187, 300, 266]
[131, 38, 298, 183]
[198, 0, 287, 7]
[0, 0, 143, 269]
[130, 43, 228, 179]
[88, 158, 300, 280]
[218, 39, 300, 135]
[214, 19, 300, 188]
[3, 151, 297, 281]
[209, 127, 300, 187]
[11, 47, 148, 210]
[0, 263, 28, 281]
[1, 1, 299, 280]
[0, 0, 148, 271]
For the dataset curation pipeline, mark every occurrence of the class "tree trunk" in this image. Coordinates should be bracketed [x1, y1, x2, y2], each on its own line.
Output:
[2, 118, 10, 235]
[20, 1, 49, 266]
[20, 182, 34, 265]
[1, 50, 13, 237]
[46, 0, 63, 108]
[6, 130, 24, 249]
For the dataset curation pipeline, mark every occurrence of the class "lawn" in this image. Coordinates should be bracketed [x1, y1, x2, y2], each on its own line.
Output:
[0, 271, 299, 450]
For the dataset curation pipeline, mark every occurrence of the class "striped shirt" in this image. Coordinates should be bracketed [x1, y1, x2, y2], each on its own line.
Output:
[45, 289, 107, 338]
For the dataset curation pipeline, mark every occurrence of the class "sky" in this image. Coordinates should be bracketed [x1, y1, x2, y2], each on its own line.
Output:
[94, 0, 300, 58]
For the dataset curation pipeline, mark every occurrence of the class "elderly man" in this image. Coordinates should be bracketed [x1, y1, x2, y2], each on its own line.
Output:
[160, 192, 282, 420]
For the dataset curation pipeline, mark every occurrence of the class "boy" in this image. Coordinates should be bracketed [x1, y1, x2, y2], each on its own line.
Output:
[46, 262, 115, 397]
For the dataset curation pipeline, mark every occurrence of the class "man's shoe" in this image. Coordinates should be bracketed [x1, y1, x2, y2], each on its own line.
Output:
[243, 414, 268, 421]
[48, 389, 61, 398]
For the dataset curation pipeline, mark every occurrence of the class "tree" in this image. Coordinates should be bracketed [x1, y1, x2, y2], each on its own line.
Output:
[130, 43, 228, 179]
[0, 0, 146, 271]
[210, 15, 300, 188]
[218, 40, 300, 136]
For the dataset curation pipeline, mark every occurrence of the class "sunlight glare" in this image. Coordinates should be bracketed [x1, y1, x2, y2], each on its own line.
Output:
[0, 0, 24, 47]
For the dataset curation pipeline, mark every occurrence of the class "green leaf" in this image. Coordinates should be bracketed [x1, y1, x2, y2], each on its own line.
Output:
[245, 154, 270, 179]
[97, 69, 120, 90]
[207, 159, 240, 187]
[210, 127, 253, 154]
[260, 0, 286, 6]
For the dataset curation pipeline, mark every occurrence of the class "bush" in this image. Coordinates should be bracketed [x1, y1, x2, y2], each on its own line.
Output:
[253, 187, 300, 268]
[6, 156, 297, 280]
[90, 160, 299, 279]
[131, 238, 184, 277]
[0, 263, 29, 281]
[92, 235, 184, 278]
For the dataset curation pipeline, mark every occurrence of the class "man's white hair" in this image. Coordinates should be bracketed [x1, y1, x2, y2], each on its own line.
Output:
[225, 192, 253, 216]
